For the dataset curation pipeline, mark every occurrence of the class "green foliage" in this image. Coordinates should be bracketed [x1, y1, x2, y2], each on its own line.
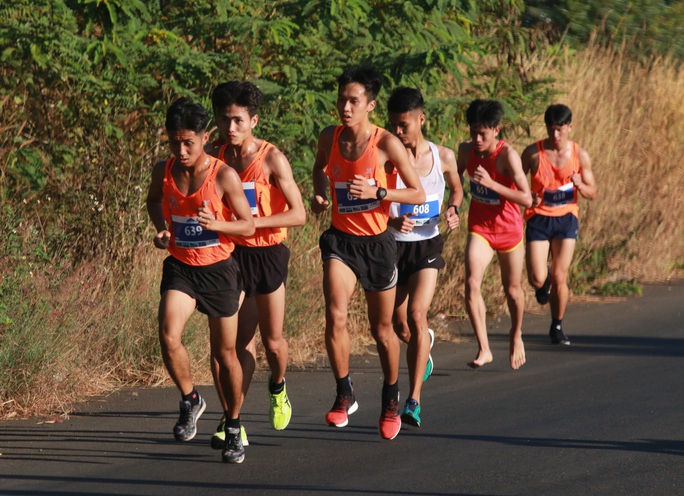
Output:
[1, 0, 555, 267]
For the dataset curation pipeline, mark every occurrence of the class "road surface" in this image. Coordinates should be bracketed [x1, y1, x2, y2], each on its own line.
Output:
[1, 283, 683, 495]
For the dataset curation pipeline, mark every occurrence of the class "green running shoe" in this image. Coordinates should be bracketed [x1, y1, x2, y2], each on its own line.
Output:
[211, 417, 248, 449]
[423, 328, 435, 382]
[400, 398, 422, 427]
[269, 379, 292, 430]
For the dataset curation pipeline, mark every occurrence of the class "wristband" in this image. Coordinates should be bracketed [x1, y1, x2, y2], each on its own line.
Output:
[447, 204, 460, 215]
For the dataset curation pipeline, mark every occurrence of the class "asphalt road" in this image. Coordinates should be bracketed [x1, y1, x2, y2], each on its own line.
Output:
[1, 283, 683, 496]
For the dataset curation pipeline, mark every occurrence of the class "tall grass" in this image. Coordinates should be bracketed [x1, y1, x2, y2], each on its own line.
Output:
[1, 42, 683, 419]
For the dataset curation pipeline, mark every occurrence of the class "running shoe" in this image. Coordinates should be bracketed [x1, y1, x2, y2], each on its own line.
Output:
[222, 427, 245, 464]
[325, 392, 358, 427]
[535, 267, 551, 305]
[550, 323, 571, 346]
[269, 380, 292, 430]
[211, 417, 248, 449]
[423, 328, 435, 382]
[173, 395, 206, 442]
[401, 398, 422, 427]
[378, 394, 401, 440]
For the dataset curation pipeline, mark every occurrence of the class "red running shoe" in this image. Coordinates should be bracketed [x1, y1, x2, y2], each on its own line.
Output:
[378, 395, 401, 440]
[325, 392, 358, 427]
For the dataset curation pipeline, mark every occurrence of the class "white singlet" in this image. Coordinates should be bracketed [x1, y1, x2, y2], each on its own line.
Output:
[389, 141, 446, 242]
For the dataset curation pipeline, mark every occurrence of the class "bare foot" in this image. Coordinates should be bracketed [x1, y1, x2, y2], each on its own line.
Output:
[510, 334, 526, 370]
[467, 350, 493, 369]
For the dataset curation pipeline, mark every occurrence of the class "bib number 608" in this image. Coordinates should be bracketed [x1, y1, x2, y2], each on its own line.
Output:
[413, 204, 430, 215]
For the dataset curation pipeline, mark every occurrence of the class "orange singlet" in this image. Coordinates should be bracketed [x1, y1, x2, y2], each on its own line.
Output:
[218, 141, 289, 247]
[325, 125, 389, 236]
[467, 140, 523, 251]
[161, 157, 235, 266]
[525, 140, 581, 221]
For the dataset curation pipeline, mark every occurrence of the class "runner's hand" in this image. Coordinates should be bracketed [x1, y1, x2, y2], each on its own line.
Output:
[154, 230, 171, 249]
[347, 175, 373, 200]
[311, 195, 330, 214]
[473, 165, 493, 189]
[445, 208, 460, 230]
[397, 213, 416, 234]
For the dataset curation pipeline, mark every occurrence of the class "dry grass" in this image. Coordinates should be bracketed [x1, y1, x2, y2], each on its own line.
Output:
[541, 43, 684, 283]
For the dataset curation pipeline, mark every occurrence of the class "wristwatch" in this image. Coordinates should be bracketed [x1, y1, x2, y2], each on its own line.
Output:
[448, 204, 460, 215]
[376, 187, 387, 200]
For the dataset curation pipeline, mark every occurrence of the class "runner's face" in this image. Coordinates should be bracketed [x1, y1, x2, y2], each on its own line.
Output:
[546, 123, 572, 150]
[215, 104, 258, 146]
[469, 124, 500, 153]
[337, 83, 376, 127]
[168, 129, 208, 167]
[389, 109, 424, 147]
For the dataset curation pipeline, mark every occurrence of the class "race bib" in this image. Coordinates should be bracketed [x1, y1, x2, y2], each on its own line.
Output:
[543, 182, 574, 207]
[242, 182, 258, 216]
[470, 179, 500, 205]
[335, 180, 380, 214]
[399, 194, 440, 226]
[172, 215, 220, 249]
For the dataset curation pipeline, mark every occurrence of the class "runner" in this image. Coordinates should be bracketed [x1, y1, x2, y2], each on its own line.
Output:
[146, 98, 255, 463]
[386, 87, 462, 427]
[208, 81, 306, 448]
[522, 104, 597, 345]
[456, 99, 532, 370]
[311, 66, 425, 440]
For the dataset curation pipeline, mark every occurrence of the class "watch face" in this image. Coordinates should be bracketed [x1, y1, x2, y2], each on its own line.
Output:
[377, 187, 387, 200]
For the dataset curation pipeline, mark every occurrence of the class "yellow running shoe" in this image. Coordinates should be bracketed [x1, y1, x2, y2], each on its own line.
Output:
[269, 380, 292, 430]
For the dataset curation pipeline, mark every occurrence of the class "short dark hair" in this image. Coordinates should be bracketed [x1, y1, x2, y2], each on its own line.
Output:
[387, 87, 424, 114]
[544, 104, 572, 126]
[211, 81, 263, 117]
[165, 98, 210, 134]
[337, 65, 383, 101]
[465, 99, 504, 128]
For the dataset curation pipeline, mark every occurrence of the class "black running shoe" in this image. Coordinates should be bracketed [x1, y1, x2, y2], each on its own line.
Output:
[550, 324, 571, 345]
[535, 269, 551, 305]
[222, 427, 245, 464]
[173, 395, 206, 441]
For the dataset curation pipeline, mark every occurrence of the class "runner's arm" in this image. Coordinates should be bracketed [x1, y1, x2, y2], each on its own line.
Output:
[311, 127, 333, 214]
[198, 165, 255, 236]
[258, 147, 306, 229]
[146, 160, 171, 249]
[348, 131, 425, 205]
[474, 146, 532, 208]
[440, 145, 463, 230]
[574, 147, 597, 200]
[521, 144, 542, 206]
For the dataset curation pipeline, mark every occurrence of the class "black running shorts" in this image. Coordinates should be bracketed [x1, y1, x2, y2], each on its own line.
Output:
[526, 213, 579, 242]
[319, 227, 398, 292]
[160, 255, 242, 317]
[232, 243, 290, 298]
[395, 234, 445, 286]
